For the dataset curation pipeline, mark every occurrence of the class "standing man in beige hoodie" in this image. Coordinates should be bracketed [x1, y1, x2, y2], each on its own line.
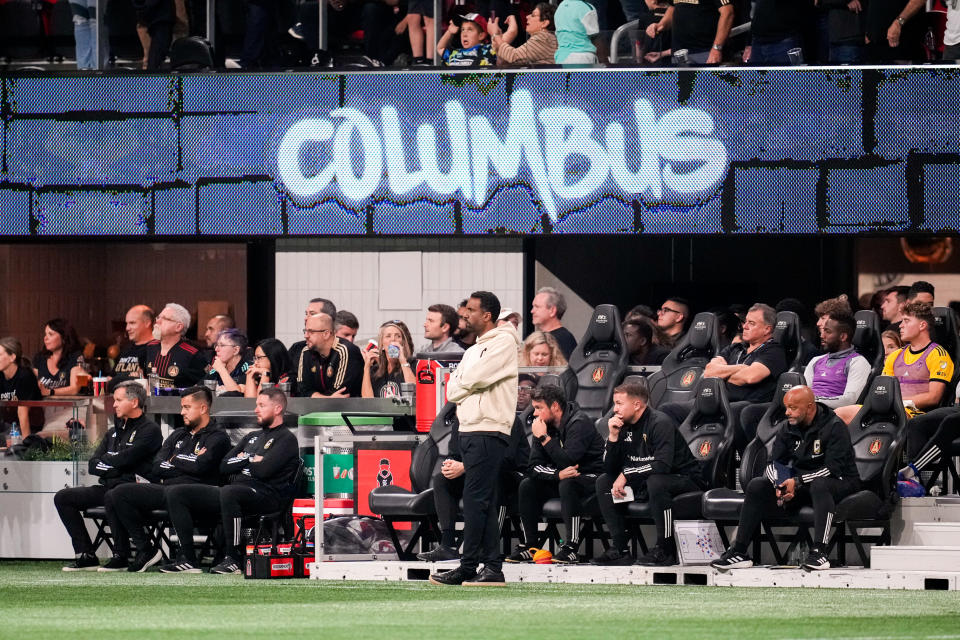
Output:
[430, 291, 521, 587]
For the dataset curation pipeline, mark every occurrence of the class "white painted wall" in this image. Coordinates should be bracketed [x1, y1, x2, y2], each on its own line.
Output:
[275, 251, 524, 348]
[534, 262, 593, 343]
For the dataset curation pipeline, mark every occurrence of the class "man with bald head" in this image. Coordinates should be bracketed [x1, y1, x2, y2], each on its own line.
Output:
[113, 305, 155, 379]
[711, 386, 860, 572]
[291, 311, 363, 397]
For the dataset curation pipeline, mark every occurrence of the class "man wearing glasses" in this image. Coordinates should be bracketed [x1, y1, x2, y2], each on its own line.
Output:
[656, 297, 690, 349]
[142, 303, 206, 389]
[292, 311, 363, 397]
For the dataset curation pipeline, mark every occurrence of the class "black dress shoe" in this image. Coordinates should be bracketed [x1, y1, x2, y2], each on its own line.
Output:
[429, 565, 476, 586]
[462, 566, 506, 587]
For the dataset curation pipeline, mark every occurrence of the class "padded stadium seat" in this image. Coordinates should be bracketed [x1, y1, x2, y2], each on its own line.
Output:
[933, 306, 960, 406]
[773, 311, 806, 373]
[647, 312, 721, 409]
[622, 377, 736, 552]
[853, 310, 884, 376]
[567, 304, 628, 419]
[701, 371, 806, 523]
[368, 402, 456, 558]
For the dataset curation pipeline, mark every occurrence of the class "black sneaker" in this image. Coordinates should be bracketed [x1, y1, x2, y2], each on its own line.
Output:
[710, 548, 754, 572]
[802, 549, 830, 572]
[210, 556, 241, 575]
[636, 545, 676, 567]
[505, 544, 536, 563]
[462, 566, 506, 587]
[416, 545, 459, 562]
[97, 554, 129, 572]
[158, 557, 202, 574]
[590, 547, 633, 566]
[128, 548, 163, 573]
[428, 565, 476, 586]
[552, 543, 579, 565]
[62, 552, 99, 572]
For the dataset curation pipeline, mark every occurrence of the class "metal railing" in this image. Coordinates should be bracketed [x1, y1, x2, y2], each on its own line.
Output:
[609, 19, 751, 64]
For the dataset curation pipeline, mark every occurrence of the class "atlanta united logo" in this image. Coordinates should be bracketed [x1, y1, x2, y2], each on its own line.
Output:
[681, 370, 696, 388]
[592, 365, 605, 383]
[698, 441, 712, 457]
[869, 439, 883, 455]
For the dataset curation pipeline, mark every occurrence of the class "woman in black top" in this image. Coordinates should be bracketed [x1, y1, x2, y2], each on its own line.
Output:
[33, 318, 86, 397]
[362, 320, 416, 398]
[0, 337, 42, 435]
[205, 328, 252, 394]
[244, 338, 292, 398]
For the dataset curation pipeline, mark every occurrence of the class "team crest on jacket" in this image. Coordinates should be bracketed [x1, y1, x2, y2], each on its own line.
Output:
[327, 366, 334, 378]
[813, 439, 821, 455]
[681, 370, 696, 388]
[591, 365, 605, 383]
[698, 441, 712, 457]
[169, 365, 179, 377]
[264, 438, 274, 450]
[869, 438, 883, 455]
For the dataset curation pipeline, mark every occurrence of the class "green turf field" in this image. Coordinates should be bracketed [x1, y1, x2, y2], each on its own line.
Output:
[2, 561, 960, 640]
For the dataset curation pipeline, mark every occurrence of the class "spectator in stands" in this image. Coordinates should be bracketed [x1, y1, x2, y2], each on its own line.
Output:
[429, 291, 520, 586]
[291, 0, 403, 67]
[637, 0, 672, 63]
[867, 0, 926, 62]
[33, 318, 86, 398]
[113, 305, 155, 380]
[836, 301, 954, 424]
[594, 380, 702, 566]
[362, 320, 416, 398]
[516, 373, 537, 411]
[881, 285, 910, 333]
[624, 318, 670, 366]
[287, 297, 336, 393]
[945, 0, 960, 60]
[292, 311, 364, 397]
[776, 297, 821, 367]
[489, 6, 558, 65]
[908, 280, 935, 305]
[402, 0, 435, 65]
[0, 337, 41, 436]
[163, 387, 299, 574]
[439, 13, 496, 66]
[508, 384, 604, 565]
[803, 313, 871, 408]
[455, 299, 478, 348]
[498, 310, 522, 329]
[814, 296, 853, 333]
[882, 329, 903, 356]
[107, 386, 230, 572]
[660, 303, 787, 450]
[132, 0, 175, 69]
[657, 0, 734, 65]
[531, 287, 577, 360]
[656, 297, 690, 349]
[55, 382, 161, 571]
[712, 306, 742, 348]
[521, 331, 568, 367]
[203, 315, 235, 350]
[625, 304, 656, 322]
[69, 0, 105, 69]
[553, 0, 600, 63]
[335, 311, 359, 343]
[417, 304, 464, 355]
[822, 0, 868, 63]
[711, 385, 860, 572]
[747, 0, 812, 64]
[418, 398, 530, 562]
[143, 303, 206, 389]
[244, 338, 292, 398]
[204, 329, 252, 395]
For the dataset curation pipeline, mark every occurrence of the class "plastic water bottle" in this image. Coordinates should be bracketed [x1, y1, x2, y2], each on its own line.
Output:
[8, 422, 22, 447]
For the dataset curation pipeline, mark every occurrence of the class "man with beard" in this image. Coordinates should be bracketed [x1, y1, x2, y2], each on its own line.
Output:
[106, 386, 230, 572]
[711, 386, 860, 572]
[162, 387, 299, 574]
[142, 303, 206, 389]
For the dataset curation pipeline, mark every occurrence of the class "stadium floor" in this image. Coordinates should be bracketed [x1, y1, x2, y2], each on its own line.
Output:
[3, 561, 960, 639]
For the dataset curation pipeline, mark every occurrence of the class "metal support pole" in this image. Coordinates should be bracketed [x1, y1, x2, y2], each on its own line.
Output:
[206, 0, 217, 53]
[93, 0, 104, 70]
[432, 0, 442, 65]
[319, 0, 328, 53]
[314, 435, 324, 564]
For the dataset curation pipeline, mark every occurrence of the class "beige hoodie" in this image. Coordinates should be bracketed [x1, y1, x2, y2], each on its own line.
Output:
[446, 323, 521, 437]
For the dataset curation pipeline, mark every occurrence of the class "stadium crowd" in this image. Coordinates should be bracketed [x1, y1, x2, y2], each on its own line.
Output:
[1, 0, 957, 69]
[4, 280, 958, 576]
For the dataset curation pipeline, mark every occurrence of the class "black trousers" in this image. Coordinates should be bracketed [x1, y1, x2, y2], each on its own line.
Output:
[54, 484, 129, 555]
[165, 484, 221, 564]
[107, 482, 169, 553]
[459, 433, 507, 573]
[517, 475, 596, 547]
[597, 472, 700, 550]
[432, 468, 522, 548]
[220, 484, 282, 559]
[733, 475, 860, 553]
[906, 406, 960, 470]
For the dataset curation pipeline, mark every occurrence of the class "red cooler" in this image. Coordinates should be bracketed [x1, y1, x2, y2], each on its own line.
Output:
[416, 359, 443, 432]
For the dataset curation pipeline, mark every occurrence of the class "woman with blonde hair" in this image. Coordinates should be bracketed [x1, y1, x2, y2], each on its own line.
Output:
[520, 331, 568, 367]
[362, 320, 417, 398]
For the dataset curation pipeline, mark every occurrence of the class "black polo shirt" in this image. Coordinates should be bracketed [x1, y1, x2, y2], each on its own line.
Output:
[718, 340, 787, 403]
[671, 0, 732, 53]
[142, 339, 207, 388]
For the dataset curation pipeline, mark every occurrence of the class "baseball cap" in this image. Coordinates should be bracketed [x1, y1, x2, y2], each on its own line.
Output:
[453, 12, 488, 32]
